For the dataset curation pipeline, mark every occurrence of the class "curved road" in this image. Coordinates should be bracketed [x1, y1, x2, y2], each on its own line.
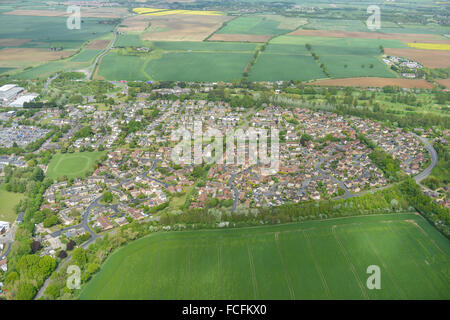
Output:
[412, 133, 438, 183]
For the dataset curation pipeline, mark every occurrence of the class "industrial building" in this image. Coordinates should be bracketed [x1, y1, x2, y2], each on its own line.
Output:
[0, 84, 24, 106]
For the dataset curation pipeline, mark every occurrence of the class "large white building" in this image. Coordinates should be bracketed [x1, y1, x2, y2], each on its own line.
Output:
[0, 84, 24, 106]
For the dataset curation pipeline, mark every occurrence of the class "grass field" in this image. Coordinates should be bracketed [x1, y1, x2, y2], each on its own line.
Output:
[46, 151, 105, 180]
[0, 187, 24, 223]
[98, 42, 256, 81]
[79, 213, 450, 300]
[147, 52, 252, 82]
[249, 53, 325, 81]
[217, 16, 291, 36]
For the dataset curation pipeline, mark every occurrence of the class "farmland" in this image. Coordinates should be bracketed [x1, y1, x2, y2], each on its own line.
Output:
[79, 213, 450, 300]
[46, 152, 105, 181]
[98, 41, 257, 81]
[0, 186, 25, 223]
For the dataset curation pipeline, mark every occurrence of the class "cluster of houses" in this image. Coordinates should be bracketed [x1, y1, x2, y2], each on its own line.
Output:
[382, 55, 423, 79]
[354, 119, 428, 175]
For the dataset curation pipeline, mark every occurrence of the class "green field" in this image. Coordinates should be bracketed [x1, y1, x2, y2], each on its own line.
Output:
[70, 49, 102, 63]
[217, 16, 291, 36]
[46, 152, 105, 180]
[79, 213, 450, 300]
[0, 15, 115, 47]
[98, 42, 256, 81]
[249, 53, 325, 81]
[97, 52, 148, 81]
[0, 187, 25, 223]
[147, 52, 252, 82]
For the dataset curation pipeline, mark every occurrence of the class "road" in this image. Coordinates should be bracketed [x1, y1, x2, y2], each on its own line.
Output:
[44, 73, 58, 90]
[412, 133, 438, 183]
[87, 21, 121, 80]
[35, 159, 160, 299]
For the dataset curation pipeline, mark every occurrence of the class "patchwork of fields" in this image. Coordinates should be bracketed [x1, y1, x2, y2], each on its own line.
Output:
[79, 213, 450, 300]
[1, 6, 449, 83]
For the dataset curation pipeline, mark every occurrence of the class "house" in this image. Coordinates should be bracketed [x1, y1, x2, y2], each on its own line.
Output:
[97, 216, 113, 231]
[0, 221, 9, 232]
[0, 259, 7, 272]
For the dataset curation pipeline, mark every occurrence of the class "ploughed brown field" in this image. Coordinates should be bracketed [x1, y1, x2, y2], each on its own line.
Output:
[86, 39, 111, 50]
[141, 14, 232, 41]
[308, 77, 434, 89]
[0, 39, 31, 47]
[208, 34, 272, 43]
[288, 29, 443, 43]
[0, 48, 76, 63]
[385, 48, 450, 68]
[435, 79, 450, 89]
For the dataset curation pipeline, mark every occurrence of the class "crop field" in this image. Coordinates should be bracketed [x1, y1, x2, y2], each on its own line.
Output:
[79, 213, 450, 300]
[288, 30, 442, 43]
[97, 52, 147, 81]
[98, 41, 256, 81]
[69, 49, 101, 63]
[140, 14, 232, 41]
[46, 152, 105, 180]
[216, 16, 293, 36]
[302, 18, 369, 32]
[320, 55, 395, 78]
[115, 34, 146, 47]
[249, 54, 325, 81]
[146, 52, 252, 82]
[152, 41, 257, 52]
[0, 15, 115, 45]
[407, 43, 450, 51]
[0, 187, 25, 223]
[385, 48, 450, 68]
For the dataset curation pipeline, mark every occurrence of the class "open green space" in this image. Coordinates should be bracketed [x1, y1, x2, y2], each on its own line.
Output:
[249, 53, 325, 81]
[0, 187, 25, 223]
[70, 49, 102, 63]
[146, 52, 252, 82]
[0, 15, 115, 48]
[46, 151, 105, 180]
[115, 33, 147, 47]
[152, 41, 257, 52]
[79, 213, 450, 300]
[97, 52, 147, 81]
[217, 16, 291, 36]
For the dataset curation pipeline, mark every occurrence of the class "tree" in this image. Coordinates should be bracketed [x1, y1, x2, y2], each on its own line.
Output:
[16, 282, 36, 300]
[66, 240, 76, 251]
[43, 215, 59, 228]
[103, 191, 113, 203]
[30, 240, 41, 253]
[72, 247, 87, 267]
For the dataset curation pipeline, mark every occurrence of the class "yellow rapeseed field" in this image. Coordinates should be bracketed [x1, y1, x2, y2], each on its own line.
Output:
[132, 8, 167, 14]
[407, 43, 450, 51]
